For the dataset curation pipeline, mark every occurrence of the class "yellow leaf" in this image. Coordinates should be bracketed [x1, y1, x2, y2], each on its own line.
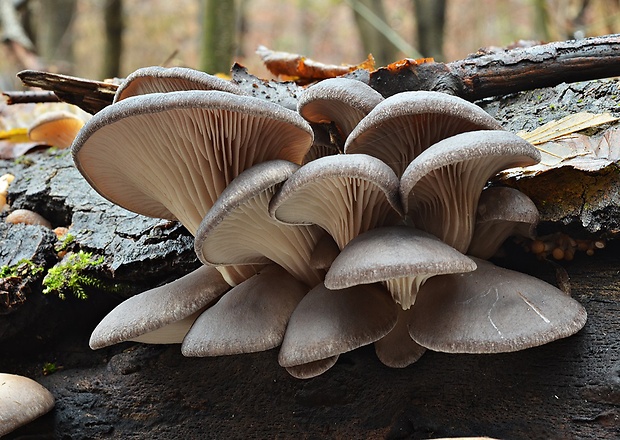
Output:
[0, 128, 29, 143]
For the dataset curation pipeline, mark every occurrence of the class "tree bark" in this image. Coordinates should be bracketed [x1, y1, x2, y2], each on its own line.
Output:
[350, 0, 399, 66]
[102, 0, 123, 79]
[412, 0, 446, 61]
[31, 0, 77, 72]
[200, 0, 237, 74]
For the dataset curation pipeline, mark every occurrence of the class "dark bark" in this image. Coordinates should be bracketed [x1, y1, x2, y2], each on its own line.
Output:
[200, 0, 237, 74]
[102, 0, 123, 79]
[412, 0, 446, 61]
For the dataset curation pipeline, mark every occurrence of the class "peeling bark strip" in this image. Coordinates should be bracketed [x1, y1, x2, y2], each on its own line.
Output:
[370, 34, 620, 99]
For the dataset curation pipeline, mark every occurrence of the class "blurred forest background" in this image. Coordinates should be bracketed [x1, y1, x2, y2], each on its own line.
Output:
[1, 0, 620, 90]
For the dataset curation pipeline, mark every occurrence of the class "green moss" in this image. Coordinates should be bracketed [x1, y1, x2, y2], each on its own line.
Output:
[0, 259, 44, 279]
[42, 250, 118, 300]
[55, 233, 76, 252]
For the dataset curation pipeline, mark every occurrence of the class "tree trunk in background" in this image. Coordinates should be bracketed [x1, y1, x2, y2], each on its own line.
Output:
[350, 0, 399, 66]
[200, 0, 237, 74]
[532, 0, 550, 41]
[101, 0, 123, 79]
[413, 0, 446, 61]
[32, 0, 77, 72]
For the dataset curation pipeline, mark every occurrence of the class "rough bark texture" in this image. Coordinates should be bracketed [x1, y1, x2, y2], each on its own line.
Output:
[0, 78, 619, 438]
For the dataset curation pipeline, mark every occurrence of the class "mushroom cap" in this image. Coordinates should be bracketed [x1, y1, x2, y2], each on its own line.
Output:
[181, 265, 308, 356]
[325, 225, 476, 309]
[408, 257, 587, 353]
[28, 110, 85, 149]
[0, 373, 55, 436]
[344, 91, 503, 176]
[284, 355, 340, 380]
[298, 77, 384, 140]
[89, 265, 230, 349]
[194, 160, 324, 287]
[278, 282, 398, 368]
[269, 154, 403, 250]
[400, 130, 541, 253]
[467, 186, 540, 259]
[72, 90, 313, 235]
[309, 233, 340, 270]
[114, 66, 246, 102]
[374, 308, 426, 368]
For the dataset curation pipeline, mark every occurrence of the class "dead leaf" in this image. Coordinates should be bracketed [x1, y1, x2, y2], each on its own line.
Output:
[517, 112, 619, 145]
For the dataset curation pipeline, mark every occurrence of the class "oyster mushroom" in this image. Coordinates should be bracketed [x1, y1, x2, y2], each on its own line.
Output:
[194, 160, 324, 287]
[182, 265, 307, 356]
[374, 308, 426, 368]
[467, 186, 540, 259]
[278, 282, 398, 379]
[325, 225, 476, 309]
[400, 130, 541, 253]
[72, 90, 314, 285]
[269, 154, 403, 250]
[0, 373, 55, 436]
[28, 110, 85, 149]
[344, 91, 503, 176]
[114, 66, 246, 102]
[89, 265, 230, 349]
[408, 258, 587, 353]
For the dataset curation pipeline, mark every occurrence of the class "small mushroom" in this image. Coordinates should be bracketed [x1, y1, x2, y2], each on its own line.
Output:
[467, 186, 540, 259]
[269, 154, 403, 250]
[28, 111, 85, 149]
[278, 282, 398, 378]
[344, 91, 503, 176]
[89, 265, 230, 349]
[5, 208, 52, 228]
[114, 66, 246, 102]
[325, 225, 476, 309]
[0, 373, 55, 437]
[297, 77, 384, 143]
[400, 130, 541, 253]
[181, 265, 307, 356]
[194, 160, 324, 287]
[408, 258, 587, 353]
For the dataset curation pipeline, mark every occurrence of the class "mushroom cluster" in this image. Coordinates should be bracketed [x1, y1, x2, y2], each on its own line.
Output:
[72, 67, 587, 379]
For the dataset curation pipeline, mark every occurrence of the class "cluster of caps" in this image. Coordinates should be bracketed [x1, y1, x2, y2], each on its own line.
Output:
[71, 67, 587, 379]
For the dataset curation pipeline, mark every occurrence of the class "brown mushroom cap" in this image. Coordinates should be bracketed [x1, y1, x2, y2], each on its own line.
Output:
[298, 77, 384, 140]
[278, 282, 398, 371]
[89, 265, 230, 349]
[400, 130, 541, 253]
[408, 257, 587, 353]
[269, 154, 403, 250]
[194, 160, 324, 287]
[114, 66, 246, 102]
[344, 90, 503, 176]
[467, 186, 540, 259]
[72, 90, 313, 234]
[374, 308, 426, 368]
[181, 265, 308, 356]
[28, 110, 85, 149]
[0, 373, 55, 436]
[325, 225, 476, 309]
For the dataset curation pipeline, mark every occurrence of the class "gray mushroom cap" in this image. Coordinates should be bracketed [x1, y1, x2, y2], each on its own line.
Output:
[114, 66, 246, 102]
[269, 154, 403, 250]
[298, 77, 384, 140]
[278, 282, 398, 372]
[285, 356, 340, 380]
[400, 130, 541, 253]
[408, 257, 587, 353]
[0, 373, 55, 436]
[467, 186, 540, 259]
[374, 308, 426, 368]
[181, 265, 308, 357]
[325, 225, 477, 309]
[344, 90, 503, 176]
[89, 265, 230, 349]
[194, 160, 324, 287]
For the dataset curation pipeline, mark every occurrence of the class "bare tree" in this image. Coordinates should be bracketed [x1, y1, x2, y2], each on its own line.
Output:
[413, 0, 446, 61]
[102, 0, 123, 79]
[349, 0, 399, 66]
[31, 0, 77, 71]
[200, 0, 237, 74]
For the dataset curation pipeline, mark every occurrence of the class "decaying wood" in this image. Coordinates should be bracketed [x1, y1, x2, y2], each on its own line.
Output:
[2, 90, 60, 105]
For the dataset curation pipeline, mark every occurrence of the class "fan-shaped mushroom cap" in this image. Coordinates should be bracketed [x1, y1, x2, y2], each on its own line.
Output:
[89, 265, 230, 349]
[182, 265, 308, 356]
[408, 258, 587, 353]
[344, 91, 503, 176]
[269, 154, 403, 250]
[285, 356, 340, 379]
[114, 66, 246, 102]
[309, 233, 340, 270]
[467, 186, 540, 259]
[400, 130, 541, 253]
[374, 308, 426, 368]
[194, 160, 324, 287]
[325, 225, 476, 309]
[28, 110, 85, 149]
[0, 373, 55, 436]
[298, 77, 384, 140]
[278, 283, 398, 372]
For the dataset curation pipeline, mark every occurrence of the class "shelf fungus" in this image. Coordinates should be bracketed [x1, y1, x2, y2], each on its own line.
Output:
[71, 66, 588, 379]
